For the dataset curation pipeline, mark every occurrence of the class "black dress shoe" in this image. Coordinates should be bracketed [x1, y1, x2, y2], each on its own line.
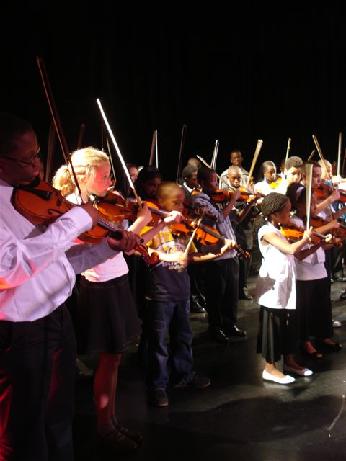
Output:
[209, 328, 230, 343]
[190, 302, 207, 314]
[227, 325, 247, 338]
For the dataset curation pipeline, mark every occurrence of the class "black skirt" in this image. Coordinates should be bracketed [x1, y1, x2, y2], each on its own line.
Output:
[296, 278, 333, 340]
[257, 306, 298, 363]
[76, 274, 141, 354]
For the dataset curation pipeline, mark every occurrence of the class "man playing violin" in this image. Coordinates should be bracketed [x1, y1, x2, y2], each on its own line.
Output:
[0, 113, 141, 461]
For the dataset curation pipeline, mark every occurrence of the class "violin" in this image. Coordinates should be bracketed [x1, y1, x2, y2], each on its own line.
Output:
[310, 215, 346, 240]
[314, 182, 346, 203]
[93, 191, 169, 226]
[170, 218, 250, 259]
[210, 189, 234, 203]
[12, 180, 159, 266]
[279, 225, 337, 245]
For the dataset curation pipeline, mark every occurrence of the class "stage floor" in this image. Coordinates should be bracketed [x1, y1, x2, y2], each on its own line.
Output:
[74, 277, 346, 461]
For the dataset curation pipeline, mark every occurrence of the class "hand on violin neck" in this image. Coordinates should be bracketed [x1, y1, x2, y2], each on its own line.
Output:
[330, 189, 340, 202]
[163, 210, 183, 224]
[107, 230, 142, 252]
[303, 227, 313, 243]
[134, 201, 152, 226]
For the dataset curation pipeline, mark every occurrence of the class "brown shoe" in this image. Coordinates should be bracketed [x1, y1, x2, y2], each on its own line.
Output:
[99, 429, 139, 454]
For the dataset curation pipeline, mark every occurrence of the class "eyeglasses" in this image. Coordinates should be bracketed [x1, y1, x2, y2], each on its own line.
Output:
[2, 148, 41, 167]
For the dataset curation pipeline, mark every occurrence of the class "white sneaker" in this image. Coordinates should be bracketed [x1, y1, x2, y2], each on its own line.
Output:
[262, 369, 295, 384]
[283, 365, 313, 377]
[333, 320, 342, 328]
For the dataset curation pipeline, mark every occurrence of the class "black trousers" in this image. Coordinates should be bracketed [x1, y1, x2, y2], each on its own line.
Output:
[203, 257, 239, 333]
[0, 305, 76, 461]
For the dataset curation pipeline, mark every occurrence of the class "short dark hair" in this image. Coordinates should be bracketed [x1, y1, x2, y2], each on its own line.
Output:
[182, 164, 197, 179]
[285, 156, 303, 170]
[286, 183, 306, 211]
[197, 166, 214, 184]
[0, 112, 33, 157]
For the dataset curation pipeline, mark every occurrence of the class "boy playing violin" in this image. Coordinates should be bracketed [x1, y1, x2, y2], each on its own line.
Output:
[142, 182, 236, 407]
[192, 166, 247, 343]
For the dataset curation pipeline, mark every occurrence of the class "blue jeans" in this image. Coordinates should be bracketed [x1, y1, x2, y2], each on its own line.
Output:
[146, 300, 193, 391]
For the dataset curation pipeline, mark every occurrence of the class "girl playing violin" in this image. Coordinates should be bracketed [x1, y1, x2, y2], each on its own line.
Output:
[286, 183, 342, 357]
[255, 192, 314, 384]
[53, 148, 177, 453]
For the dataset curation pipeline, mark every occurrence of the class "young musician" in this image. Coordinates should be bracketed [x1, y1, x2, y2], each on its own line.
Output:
[192, 166, 247, 343]
[0, 113, 140, 460]
[254, 161, 285, 195]
[219, 149, 250, 190]
[53, 147, 174, 453]
[142, 182, 233, 407]
[286, 183, 342, 358]
[255, 192, 313, 384]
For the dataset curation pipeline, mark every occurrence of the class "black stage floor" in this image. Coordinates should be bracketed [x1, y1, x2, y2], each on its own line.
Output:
[74, 277, 346, 461]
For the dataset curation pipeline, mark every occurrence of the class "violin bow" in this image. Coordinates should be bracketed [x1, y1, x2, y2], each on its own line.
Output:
[284, 137, 291, 177]
[247, 139, 263, 187]
[196, 154, 228, 189]
[45, 122, 56, 183]
[337, 131, 342, 179]
[76, 123, 86, 149]
[307, 149, 316, 162]
[312, 134, 328, 172]
[96, 98, 141, 203]
[176, 124, 187, 182]
[148, 129, 158, 167]
[36, 56, 82, 199]
[305, 163, 313, 231]
[210, 140, 219, 170]
[184, 216, 203, 258]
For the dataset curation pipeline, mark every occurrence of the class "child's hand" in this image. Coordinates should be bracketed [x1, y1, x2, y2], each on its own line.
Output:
[174, 251, 188, 269]
[163, 210, 183, 224]
[330, 189, 341, 202]
[136, 202, 152, 226]
[303, 228, 313, 242]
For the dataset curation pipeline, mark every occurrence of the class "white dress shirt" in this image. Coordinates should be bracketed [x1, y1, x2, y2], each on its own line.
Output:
[0, 180, 117, 321]
[255, 223, 296, 310]
[291, 216, 327, 281]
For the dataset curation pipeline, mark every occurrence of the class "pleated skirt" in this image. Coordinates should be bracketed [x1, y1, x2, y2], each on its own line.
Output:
[257, 306, 298, 363]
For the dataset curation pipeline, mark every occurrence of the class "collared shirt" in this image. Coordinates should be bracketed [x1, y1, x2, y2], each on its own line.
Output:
[254, 177, 286, 195]
[220, 166, 249, 190]
[191, 192, 237, 260]
[0, 180, 117, 321]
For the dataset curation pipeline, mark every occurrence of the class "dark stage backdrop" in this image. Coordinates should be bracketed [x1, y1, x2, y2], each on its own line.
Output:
[1, 4, 346, 182]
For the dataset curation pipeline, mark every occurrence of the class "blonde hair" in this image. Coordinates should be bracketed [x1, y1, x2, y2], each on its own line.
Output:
[52, 147, 110, 197]
[157, 182, 183, 201]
